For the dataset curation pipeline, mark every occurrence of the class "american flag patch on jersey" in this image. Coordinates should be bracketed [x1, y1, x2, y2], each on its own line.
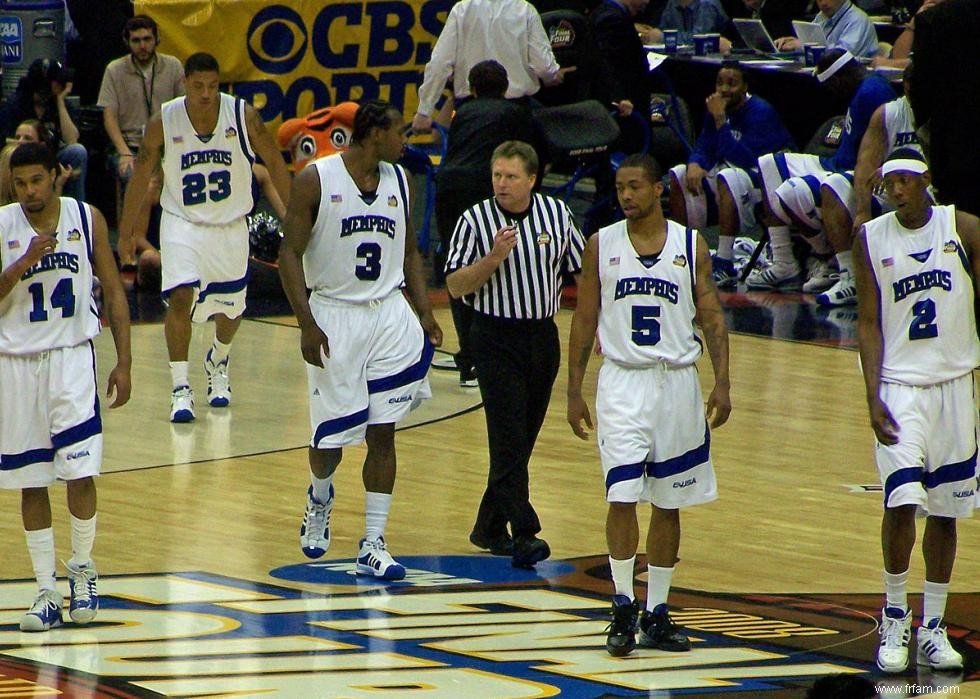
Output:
[331, 194, 342, 203]
[882, 257, 894, 267]
[172, 136, 183, 144]
[7, 239, 19, 249]
[609, 256, 620, 265]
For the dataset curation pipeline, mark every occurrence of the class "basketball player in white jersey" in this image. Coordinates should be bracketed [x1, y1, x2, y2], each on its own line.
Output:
[119, 52, 290, 422]
[567, 154, 731, 657]
[854, 150, 980, 673]
[279, 100, 442, 580]
[0, 143, 131, 631]
[819, 64, 924, 307]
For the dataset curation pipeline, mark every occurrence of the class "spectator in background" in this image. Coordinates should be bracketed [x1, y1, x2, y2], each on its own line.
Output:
[775, 0, 879, 58]
[434, 61, 539, 388]
[910, 0, 980, 215]
[411, 0, 569, 133]
[0, 59, 87, 201]
[652, 0, 731, 48]
[727, 0, 810, 41]
[669, 62, 795, 288]
[871, 0, 944, 69]
[0, 120, 73, 205]
[591, 0, 654, 119]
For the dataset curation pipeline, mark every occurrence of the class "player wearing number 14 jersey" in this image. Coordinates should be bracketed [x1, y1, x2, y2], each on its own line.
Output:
[279, 100, 442, 579]
[855, 150, 980, 674]
[118, 52, 290, 423]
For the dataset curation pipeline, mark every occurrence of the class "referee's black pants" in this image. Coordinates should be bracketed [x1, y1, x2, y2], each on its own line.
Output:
[470, 312, 560, 540]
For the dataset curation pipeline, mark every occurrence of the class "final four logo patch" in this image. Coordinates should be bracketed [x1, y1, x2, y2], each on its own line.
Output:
[225, 126, 238, 139]
[67, 229, 81, 242]
[673, 255, 687, 267]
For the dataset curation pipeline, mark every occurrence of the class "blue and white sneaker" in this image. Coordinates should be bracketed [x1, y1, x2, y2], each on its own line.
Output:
[356, 536, 406, 580]
[19, 589, 63, 632]
[170, 385, 195, 423]
[300, 485, 334, 559]
[711, 255, 737, 290]
[204, 350, 231, 407]
[917, 618, 963, 670]
[66, 560, 99, 624]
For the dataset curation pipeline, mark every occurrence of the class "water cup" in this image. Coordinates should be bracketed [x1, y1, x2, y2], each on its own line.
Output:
[663, 29, 678, 54]
[693, 34, 710, 56]
[706, 33, 721, 54]
[804, 44, 826, 67]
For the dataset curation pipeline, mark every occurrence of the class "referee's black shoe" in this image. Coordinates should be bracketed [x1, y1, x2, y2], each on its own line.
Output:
[511, 535, 550, 569]
[469, 530, 514, 556]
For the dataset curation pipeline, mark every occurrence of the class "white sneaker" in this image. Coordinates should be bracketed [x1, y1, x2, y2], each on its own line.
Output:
[356, 536, 406, 580]
[170, 385, 195, 423]
[745, 262, 802, 291]
[917, 619, 963, 670]
[66, 559, 98, 624]
[877, 607, 912, 673]
[204, 350, 231, 407]
[19, 589, 63, 632]
[815, 268, 858, 306]
[802, 257, 837, 293]
[299, 485, 333, 559]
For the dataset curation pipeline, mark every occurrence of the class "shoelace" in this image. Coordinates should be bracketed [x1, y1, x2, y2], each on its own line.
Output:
[880, 616, 908, 647]
[30, 592, 58, 615]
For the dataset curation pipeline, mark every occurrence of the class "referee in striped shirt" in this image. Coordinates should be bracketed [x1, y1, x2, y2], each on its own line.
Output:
[446, 140, 586, 569]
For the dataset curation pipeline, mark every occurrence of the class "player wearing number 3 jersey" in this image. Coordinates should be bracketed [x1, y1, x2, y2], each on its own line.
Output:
[278, 100, 442, 579]
[854, 150, 980, 674]
[118, 52, 290, 423]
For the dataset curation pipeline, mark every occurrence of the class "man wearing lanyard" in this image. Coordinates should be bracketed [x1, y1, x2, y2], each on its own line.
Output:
[774, 0, 878, 57]
[445, 140, 587, 568]
[97, 16, 183, 217]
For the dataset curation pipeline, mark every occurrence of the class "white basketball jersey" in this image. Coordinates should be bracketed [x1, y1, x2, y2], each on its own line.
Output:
[884, 96, 922, 158]
[866, 205, 980, 385]
[597, 220, 702, 368]
[160, 93, 255, 224]
[0, 199, 100, 354]
[304, 154, 411, 302]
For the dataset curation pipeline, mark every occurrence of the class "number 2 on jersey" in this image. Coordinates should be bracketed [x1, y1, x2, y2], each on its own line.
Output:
[355, 242, 382, 281]
[28, 278, 75, 322]
[909, 299, 938, 340]
[631, 305, 661, 346]
[182, 170, 231, 206]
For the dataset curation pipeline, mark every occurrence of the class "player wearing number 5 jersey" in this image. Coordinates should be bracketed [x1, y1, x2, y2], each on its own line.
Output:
[0, 143, 131, 632]
[567, 154, 731, 658]
[279, 100, 442, 579]
[854, 150, 980, 674]
[119, 52, 290, 423]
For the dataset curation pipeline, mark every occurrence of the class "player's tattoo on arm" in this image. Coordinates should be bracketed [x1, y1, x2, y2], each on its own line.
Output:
[576, 344, 591, 369]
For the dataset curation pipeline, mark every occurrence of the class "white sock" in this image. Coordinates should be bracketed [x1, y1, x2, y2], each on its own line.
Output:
[609, 555, 636, 600]
[68, 514, 96, 568]
[646, 565, 675, 612]
[169, 361, 189, 390]
[364, 491, 392, 542]
[768, 226, 795, 267]
[884, 569, 908, 613]
[310, 472, 333, 504]
[923, 580, 949, 625]
[716, 235, 735, 261]
[209, 338, 231, 365]
[834, 249, 854, 275]
[25, 528, 56, 592]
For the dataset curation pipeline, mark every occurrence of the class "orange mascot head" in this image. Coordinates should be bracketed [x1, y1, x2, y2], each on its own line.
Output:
[276, 102, 359, 172]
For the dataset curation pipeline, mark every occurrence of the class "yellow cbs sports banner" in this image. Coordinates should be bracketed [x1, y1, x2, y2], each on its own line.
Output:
[135, 0, 451, 128]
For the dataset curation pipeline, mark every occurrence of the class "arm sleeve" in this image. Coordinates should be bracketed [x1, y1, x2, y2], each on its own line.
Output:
[526, 11, 560, 80]
[591, 12, 630, 104]
[445, 211, 479, 274]
[96, 67, 118, 110]
[562, 203, 587, 275]
[416, 8, 459, 116]
[690, 112, 719, 170]
[716, 101, 792, 169]
[832, 14, 879, 57]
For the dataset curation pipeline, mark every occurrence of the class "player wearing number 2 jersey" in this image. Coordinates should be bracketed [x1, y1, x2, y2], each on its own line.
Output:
[118, 52, 290, 423]
[854, 150, 980, 675]
[278, 100, 442, 580]
[0, 143, 131, 632]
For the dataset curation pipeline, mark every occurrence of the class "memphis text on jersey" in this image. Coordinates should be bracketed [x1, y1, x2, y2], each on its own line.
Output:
[340, 214, 397, 239]
[180, 149, 234, 170]
[21, 251, 79, 280]
[892, 269, 952, 302]
[615, 276, 680, 304]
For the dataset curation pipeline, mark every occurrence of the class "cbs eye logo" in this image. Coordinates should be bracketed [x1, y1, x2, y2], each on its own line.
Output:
[247, 6, 308, 75]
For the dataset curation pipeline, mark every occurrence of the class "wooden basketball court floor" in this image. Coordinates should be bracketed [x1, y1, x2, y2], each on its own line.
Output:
[0, 302, 978, 698]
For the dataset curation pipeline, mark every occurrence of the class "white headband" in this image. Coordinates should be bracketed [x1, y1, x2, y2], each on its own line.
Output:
[881, 158, 929, 176]
[816, 50, 855, 83]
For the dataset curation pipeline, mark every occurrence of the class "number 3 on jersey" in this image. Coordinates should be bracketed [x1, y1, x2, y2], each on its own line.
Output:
[182, 170, 231, 206]
[355, 242, 381, 280]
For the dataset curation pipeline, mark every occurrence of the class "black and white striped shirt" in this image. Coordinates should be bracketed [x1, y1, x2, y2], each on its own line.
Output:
[445, 193, 586, 319]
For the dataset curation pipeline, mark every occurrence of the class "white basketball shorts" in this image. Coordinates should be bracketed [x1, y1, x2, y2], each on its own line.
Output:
[597, 361, 718, 507]
[0, 341, 103, 489]
[160, 210, 249, 323]
[876, 373, 978, 518]
[669, 163, 760, 232]
[307, 291, 433, 449]
[758, 152, 831, 230]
